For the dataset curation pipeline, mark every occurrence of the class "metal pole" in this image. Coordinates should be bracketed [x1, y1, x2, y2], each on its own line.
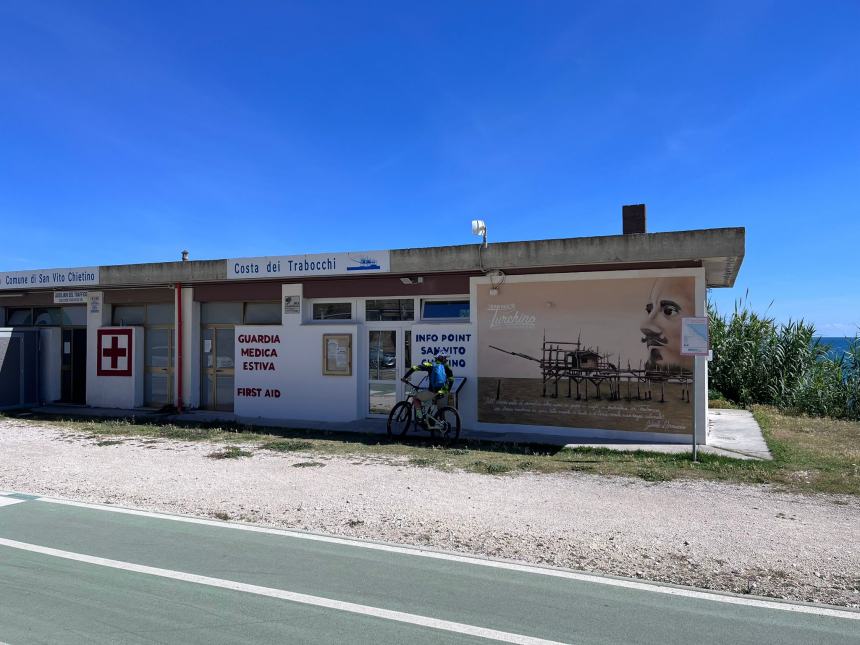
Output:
[176, 283, 184, 413]
[691, 355, 700, 463]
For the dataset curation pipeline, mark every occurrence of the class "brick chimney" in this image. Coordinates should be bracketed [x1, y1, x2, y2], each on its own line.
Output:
[622, 204, 646, 234]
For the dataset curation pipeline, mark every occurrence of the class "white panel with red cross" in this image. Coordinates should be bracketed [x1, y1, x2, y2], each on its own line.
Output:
[97, 328, 133, 376]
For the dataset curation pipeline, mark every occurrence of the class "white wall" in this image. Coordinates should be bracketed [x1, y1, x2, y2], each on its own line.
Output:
[39, 327, 61, 403]
[409, 322, 476, 426]
[234, 324, 288, 418]
[86, 293, 144, 409]
[232, 284, 359, 422]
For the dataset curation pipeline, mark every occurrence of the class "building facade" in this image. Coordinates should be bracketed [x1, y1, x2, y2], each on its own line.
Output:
[0, 218, 744, 444]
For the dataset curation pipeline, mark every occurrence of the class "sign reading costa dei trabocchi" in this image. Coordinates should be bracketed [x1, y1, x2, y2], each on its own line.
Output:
[0, 266, 99, 290]
[228, 251, 390, 279]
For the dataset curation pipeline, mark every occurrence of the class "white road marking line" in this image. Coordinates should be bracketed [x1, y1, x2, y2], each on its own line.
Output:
[0, 537, 565, 645]
[32, 496, 860, 621]
[0, 498, 25, 508]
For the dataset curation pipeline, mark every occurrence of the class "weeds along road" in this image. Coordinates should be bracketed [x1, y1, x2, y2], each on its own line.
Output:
[0, 492, 857, 645]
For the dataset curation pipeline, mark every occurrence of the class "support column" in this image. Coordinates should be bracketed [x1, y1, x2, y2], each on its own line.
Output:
[174, 287, 199, 409]
[85, 292, 111, 406]
[694, 269, 708, 445]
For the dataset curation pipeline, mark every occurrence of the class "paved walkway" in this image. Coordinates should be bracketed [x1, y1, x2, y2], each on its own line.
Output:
[0, 492, 855, 644]
[706, 409, 774, 460]
[29, 404, 772, 460]
[561, 409, 773, 461]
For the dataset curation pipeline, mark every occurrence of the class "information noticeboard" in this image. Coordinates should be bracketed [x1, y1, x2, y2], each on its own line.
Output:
[283, 295, 301, 315]
[323, 334, 352, 376]
[681, 316, 710, 356]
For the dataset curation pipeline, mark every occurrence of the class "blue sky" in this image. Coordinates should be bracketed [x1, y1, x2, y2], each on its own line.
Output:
[1, 1, 857, 335]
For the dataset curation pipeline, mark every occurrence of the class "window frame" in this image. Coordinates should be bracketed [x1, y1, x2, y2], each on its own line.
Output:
[306, 298, 356, 323]
[243, 301, 282, 325]
[364, 298, 415, 322]
[419, 297, 471, 322]
[112, 303, 176, 327]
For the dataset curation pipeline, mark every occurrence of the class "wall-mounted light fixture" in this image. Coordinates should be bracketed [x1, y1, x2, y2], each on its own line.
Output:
[487, 269, 505, 297]
[399, 276, 424, 285]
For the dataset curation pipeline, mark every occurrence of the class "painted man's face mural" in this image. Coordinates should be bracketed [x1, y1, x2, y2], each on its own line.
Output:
[640, 277, 694, 372]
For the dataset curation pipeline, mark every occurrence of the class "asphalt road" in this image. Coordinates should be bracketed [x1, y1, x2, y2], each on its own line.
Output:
[0, 492, 856, 644]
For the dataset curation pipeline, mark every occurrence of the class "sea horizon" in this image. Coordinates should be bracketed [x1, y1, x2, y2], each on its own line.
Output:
[815, 336, 857, 360]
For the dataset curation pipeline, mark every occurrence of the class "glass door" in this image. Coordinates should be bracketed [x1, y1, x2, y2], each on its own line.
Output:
[145, 327, 173, 407]
[367, 327, 412, 416]
[201, 326, 235, 411]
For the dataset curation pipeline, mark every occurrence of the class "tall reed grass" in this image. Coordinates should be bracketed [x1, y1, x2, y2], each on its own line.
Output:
[708, 299, 859, 420]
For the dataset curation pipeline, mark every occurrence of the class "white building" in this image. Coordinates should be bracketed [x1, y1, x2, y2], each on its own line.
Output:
[0, 207, 744, 444]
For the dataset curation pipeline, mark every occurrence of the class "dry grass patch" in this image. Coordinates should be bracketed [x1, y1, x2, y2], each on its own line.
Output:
[262, 439, 314, 452]
[753, 405, 860, 495]
[5, 406, 859, 494]
[207, 446, 253, 460]
[708, 397, 744, 410]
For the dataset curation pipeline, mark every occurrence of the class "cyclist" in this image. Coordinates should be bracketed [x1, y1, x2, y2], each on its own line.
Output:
[401, 353, 454, 421]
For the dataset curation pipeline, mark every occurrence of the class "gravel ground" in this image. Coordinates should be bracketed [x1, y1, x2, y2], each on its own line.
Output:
[1, 417, 858, 608]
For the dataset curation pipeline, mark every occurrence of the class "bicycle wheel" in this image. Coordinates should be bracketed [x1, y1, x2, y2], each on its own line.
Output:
[431, 406, 461, 442]
[387, 401, 412, 437]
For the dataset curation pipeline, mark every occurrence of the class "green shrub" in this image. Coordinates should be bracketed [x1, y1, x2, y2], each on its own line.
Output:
[709, 297, 859, 420]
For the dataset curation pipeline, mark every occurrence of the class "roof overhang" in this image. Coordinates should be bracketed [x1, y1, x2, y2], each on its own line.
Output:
[1, 227, 744, 292]
[390, 227, 745, 288]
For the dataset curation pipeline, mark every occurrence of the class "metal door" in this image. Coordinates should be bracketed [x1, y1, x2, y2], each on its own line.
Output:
[145, 327, 173, 407]
[0, 337, 21, 407]
[201, 326, 235, 411]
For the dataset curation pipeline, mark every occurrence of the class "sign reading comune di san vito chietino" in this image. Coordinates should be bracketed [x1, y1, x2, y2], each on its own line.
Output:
[0, 266, 99, 290]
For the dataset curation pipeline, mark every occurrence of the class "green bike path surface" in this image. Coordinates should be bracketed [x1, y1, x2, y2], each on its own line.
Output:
[0, 493, 856, 644]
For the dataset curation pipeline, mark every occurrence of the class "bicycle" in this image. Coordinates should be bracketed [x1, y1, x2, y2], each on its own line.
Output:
[387, 380, 461, 442]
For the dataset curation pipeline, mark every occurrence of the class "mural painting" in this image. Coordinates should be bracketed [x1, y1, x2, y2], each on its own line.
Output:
[477, 276, 696, 435]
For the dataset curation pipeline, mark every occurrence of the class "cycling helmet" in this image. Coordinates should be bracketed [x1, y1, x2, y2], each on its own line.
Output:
[435, 352, 449, 360]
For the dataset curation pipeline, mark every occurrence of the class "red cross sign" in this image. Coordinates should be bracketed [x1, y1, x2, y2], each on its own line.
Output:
[97, 329, 133, 376]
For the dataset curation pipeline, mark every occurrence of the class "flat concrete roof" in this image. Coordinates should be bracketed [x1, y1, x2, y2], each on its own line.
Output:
[391, 227, 744, 287]
[5, 227, 745, 291]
